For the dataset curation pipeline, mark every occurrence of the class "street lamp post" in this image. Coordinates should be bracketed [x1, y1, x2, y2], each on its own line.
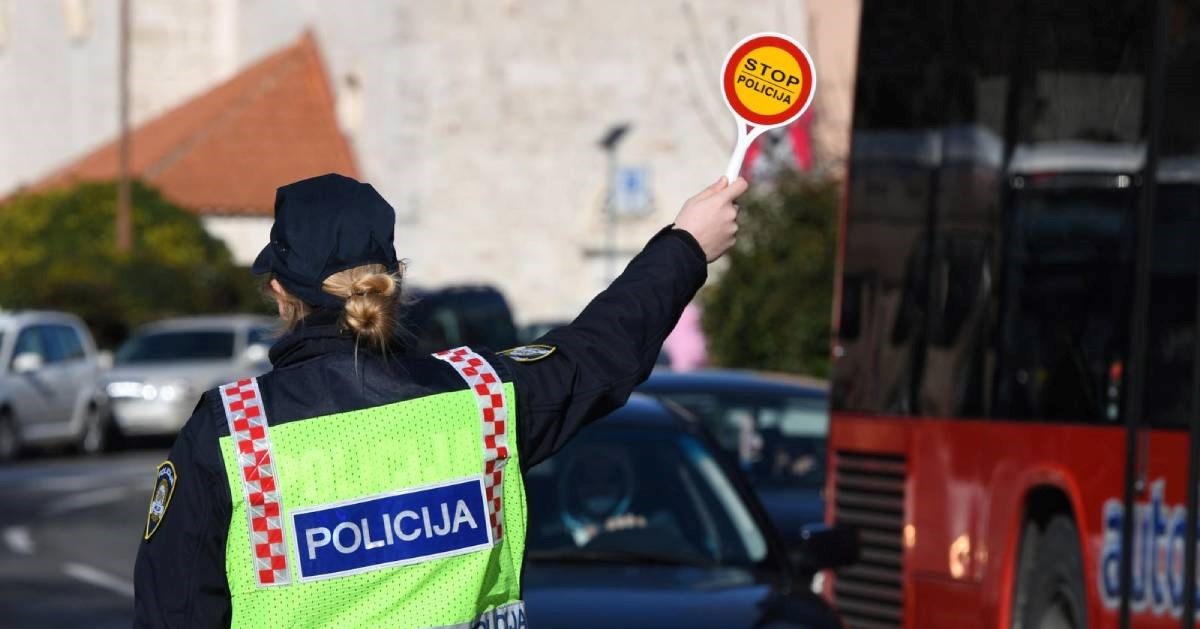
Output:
[598, 123, 630, 283]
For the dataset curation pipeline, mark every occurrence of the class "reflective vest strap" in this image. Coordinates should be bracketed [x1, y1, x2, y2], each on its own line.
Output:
[219, 377, 291, 587]
[433, 347, 510, 540]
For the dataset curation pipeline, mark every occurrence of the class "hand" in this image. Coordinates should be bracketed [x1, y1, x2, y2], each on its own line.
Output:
[673, 176, 748, 263]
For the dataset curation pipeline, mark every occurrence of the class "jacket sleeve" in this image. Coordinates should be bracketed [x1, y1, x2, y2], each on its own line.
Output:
[501, 226, 707, 470]
[134, 393, 232, 628]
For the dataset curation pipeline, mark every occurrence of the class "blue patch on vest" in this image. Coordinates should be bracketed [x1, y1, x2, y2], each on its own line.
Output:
[290, 476, 493, 581]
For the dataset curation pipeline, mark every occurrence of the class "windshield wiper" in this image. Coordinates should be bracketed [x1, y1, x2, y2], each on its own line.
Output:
[526, 548, 719, 568]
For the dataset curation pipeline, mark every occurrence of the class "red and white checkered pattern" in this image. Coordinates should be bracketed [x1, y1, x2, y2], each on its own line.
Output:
[434, 347, 510, 540]
[220, 378, 291, 587]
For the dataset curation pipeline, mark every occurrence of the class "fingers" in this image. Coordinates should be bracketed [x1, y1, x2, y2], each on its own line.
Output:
[689, 176, 729, 203]
[673, 175, 746, 263]
[714, 177, 749, 203]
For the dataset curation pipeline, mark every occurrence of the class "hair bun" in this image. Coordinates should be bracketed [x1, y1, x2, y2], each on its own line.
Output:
[349, 273, 395, 299]
[320, 265, 403, 349]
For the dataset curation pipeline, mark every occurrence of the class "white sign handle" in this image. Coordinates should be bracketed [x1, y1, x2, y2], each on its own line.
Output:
[724, 122, 769, 182]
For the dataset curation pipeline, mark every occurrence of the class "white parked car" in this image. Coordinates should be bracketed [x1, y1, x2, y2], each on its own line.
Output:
[0, 311, 108, 461]
[103, 315, 275, 437]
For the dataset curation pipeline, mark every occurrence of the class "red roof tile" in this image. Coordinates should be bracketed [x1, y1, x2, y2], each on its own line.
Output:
[34, 30, 358, 216]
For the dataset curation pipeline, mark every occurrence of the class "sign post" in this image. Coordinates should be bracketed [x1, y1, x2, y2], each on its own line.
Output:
[720, 32, 817, 181]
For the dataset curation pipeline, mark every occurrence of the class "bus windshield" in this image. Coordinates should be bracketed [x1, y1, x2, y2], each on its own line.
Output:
[996, 178, 1136, 421]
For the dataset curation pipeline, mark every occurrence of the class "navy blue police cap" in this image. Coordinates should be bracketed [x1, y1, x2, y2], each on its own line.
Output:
[252, 173, 399, 309]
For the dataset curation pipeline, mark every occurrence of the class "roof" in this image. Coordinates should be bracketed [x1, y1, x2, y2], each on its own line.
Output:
[135, 315, 276, 333]
[0, 310, 87, 328]
[640, 369, 829, 398]
[30, 31, 358, 216]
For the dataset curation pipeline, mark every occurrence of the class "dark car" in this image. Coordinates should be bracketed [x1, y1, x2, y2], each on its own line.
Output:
[523, 395, 851, 628]
[402, 286, 519, 354]
[637, 370, 829, 550]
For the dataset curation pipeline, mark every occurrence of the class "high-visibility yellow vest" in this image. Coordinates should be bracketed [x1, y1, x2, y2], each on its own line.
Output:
[215, 348, 526, 628]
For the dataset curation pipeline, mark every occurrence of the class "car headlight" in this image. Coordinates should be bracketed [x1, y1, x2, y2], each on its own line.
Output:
[106, 380, 190, 402]
[106, 381, 145, 399]
[159, 383, 185, 402]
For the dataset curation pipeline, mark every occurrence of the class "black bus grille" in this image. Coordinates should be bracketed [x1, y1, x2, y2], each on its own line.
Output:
[833, 451, 906, 629]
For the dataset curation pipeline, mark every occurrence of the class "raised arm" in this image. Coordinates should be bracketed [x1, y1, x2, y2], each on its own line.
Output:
[504, 176, 747, 469]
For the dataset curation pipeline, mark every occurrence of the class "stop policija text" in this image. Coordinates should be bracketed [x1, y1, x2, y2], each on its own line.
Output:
[736, 58, 799, 104]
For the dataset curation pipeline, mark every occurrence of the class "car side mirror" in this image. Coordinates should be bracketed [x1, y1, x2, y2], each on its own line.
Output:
[12, 352, 43, 374]
[790, 524, 859, 575]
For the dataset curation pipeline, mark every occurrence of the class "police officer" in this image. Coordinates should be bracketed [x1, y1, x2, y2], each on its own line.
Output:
[134, 171, 747, 627]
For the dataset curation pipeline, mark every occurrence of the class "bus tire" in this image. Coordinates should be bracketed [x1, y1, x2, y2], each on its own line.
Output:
[1020, 514, 1087, 629]
[1010, 520, 1040, 629]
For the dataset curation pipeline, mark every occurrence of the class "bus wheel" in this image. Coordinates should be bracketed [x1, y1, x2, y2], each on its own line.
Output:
[1020, 515, 1087, 629]
[1011, 521, 1040, 629]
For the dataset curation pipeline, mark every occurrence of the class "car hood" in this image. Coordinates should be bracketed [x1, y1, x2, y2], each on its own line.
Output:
[522, 562, 838, 628]
[104, 361, 263, 389]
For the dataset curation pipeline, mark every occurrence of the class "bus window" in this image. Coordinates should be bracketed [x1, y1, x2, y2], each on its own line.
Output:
[1142, 3, 1200, 428]
[832, 0, 1011, 416]
[1144, 182, 1200, 426]
[995, 178, 1138, 422]
[990, 0, 1149, 423]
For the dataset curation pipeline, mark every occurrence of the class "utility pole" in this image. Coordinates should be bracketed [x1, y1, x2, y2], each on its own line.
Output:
[116, 0, 132, 253]
[598, 123, 630, 283]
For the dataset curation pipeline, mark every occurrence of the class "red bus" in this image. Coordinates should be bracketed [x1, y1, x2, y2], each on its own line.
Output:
[827, 1, 1200, 628]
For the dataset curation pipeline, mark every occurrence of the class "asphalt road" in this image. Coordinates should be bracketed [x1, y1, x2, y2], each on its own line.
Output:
[0, 448, 167, 627]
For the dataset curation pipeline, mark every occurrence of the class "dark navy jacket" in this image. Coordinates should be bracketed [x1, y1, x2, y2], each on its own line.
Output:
[133, 226, 707, 627]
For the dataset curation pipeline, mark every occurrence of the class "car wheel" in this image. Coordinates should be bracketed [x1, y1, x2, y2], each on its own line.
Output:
[77, 405, 108, 455]
[1017, 515, 1087, 629]
[0, 410, 21, 463]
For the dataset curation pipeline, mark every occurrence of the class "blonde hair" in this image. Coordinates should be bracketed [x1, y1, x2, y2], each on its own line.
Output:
[270, 263, 404, 350]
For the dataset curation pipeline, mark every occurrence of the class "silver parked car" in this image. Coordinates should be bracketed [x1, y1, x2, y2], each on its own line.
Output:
[0, 311, 108, 461]
[103, 315, 275, 437]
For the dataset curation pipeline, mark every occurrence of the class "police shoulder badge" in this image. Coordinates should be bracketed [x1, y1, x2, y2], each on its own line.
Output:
[144, 461, 177, 540]
[500, 344, 557, 363]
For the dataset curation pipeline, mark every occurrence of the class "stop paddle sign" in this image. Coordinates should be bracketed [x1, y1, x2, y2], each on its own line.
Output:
[720, 32, 817, 181]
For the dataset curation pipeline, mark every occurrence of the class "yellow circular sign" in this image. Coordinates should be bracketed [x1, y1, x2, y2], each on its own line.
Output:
[732, 45, 807, 119]
[721, 32, 815, 128]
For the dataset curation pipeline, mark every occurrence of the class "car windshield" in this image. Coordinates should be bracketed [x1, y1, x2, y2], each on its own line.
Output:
[524, 425, 769, 568]
[116, 330, 236, 364]
[651, 389, 828, 490]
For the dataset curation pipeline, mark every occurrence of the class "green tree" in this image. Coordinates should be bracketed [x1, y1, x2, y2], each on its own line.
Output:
[0, 180, 265, 347]
[702, 170, 838, 376]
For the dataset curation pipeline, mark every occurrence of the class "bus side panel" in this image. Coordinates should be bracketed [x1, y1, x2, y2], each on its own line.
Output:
[1115, 429, 1195, 627]
[828, 413, 1190, 629]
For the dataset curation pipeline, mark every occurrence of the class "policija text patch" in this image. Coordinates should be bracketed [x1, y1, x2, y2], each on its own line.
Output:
[290, 476, 492, 581]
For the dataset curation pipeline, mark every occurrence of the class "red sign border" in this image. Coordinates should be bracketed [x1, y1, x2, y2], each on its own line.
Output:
[722, 34, 815, 127]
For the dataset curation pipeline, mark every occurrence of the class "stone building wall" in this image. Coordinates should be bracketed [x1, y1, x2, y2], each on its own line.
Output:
[1, 0, 861, 324]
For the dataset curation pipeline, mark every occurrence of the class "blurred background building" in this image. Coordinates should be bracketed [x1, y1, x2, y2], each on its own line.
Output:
[0, 0, 859, 323]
